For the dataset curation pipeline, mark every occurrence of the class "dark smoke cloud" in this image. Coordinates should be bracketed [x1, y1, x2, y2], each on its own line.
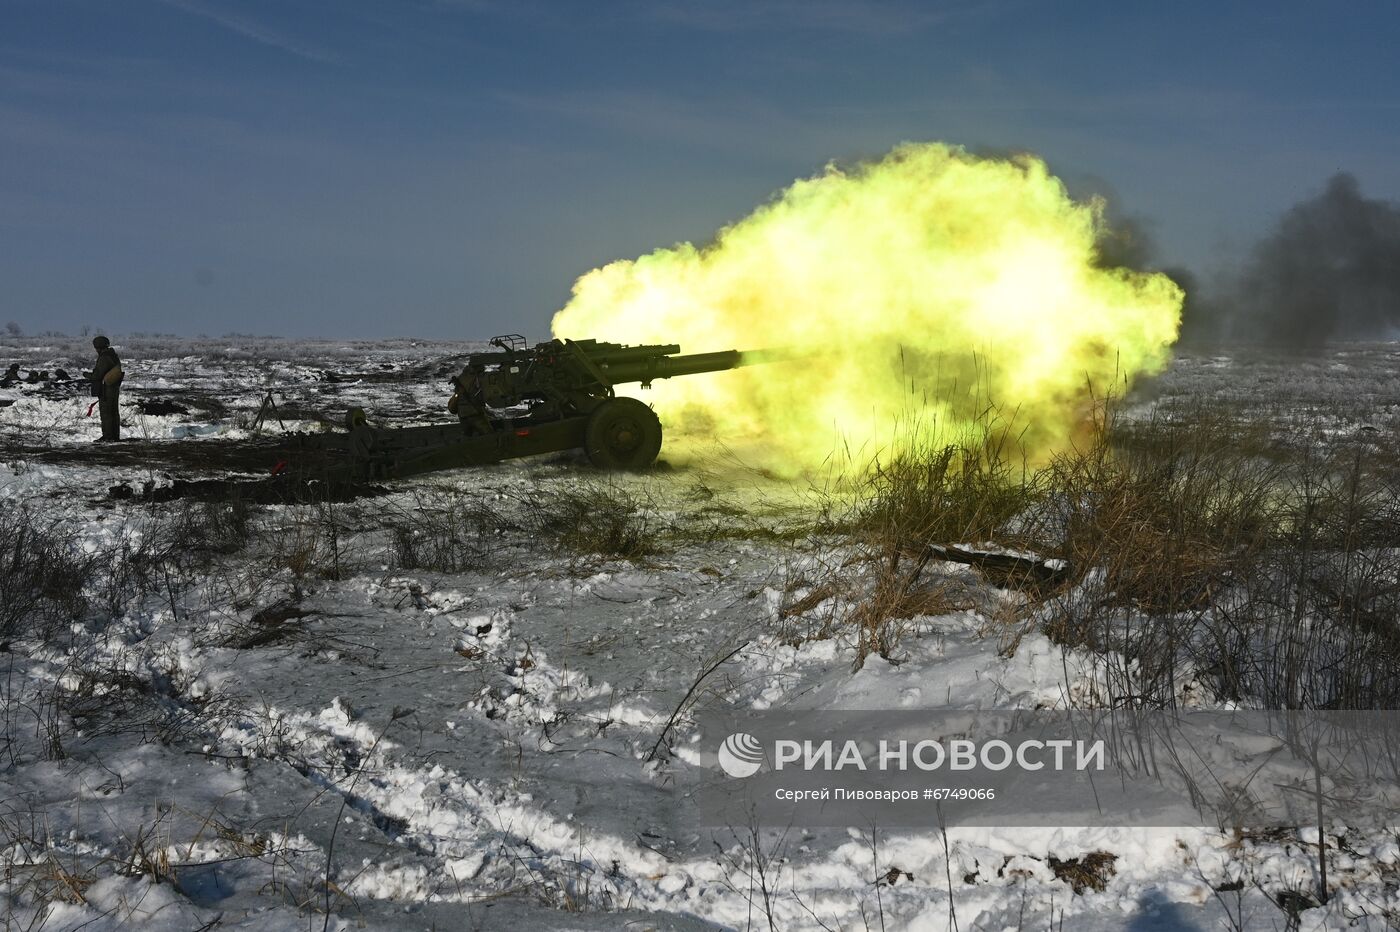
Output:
[1071, 184, 1215, 348]
[1228, 174, 1400, 349]
[1093, 213, 1157, 272]
[1069, 171, 1400, 351]
[1160, 265, 1228, 348]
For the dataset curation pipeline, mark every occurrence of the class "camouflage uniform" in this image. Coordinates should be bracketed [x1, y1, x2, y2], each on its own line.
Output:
[89, 336, 123, 441]
[452, 365, 492, 436]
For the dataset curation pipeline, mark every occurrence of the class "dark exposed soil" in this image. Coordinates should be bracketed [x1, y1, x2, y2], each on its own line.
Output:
[13, 436, 308, 474]
[108, 474, 387, 504]
[11, 434, 387, 503]
[134, 398, 189, 416]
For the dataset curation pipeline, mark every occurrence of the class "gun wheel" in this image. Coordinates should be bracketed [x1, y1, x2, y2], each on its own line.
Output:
[584, 397, 662, 469]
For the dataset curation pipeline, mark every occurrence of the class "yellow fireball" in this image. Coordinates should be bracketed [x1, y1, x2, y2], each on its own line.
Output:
[552, 142, 1182, 475]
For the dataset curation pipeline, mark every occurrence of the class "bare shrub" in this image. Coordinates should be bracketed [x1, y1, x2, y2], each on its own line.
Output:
[802, 418, 1036, 669]
[1028, 406, 1287, 705]
[1037, 411, 1400, 707]
[0, 797, 315, 927]
[854, 434, 1039, 554]
[385, 490, 514, 572]
[86, 498, 262, 621]
[56, 645, 236, 746]
[525, 481, 664, 560]
[1038, 407, 1283, 617]
[174, 496, 256, 557]
[831, 399, 1400, 708]
[260, 499, 358, 593]
[0, 807, 96, 911]
[845, 558, 973, 667]
[774, 537, 983, 670]
[92, 532, 156, 619]
[1208, 454, 1400, 708]
[0, 508, 90, 641]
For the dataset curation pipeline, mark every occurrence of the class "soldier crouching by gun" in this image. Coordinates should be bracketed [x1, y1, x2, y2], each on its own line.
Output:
[448, 362, 493, 436]
[87, 335, 124, 442]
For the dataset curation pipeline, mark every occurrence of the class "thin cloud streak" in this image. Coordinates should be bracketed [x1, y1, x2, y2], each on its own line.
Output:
[428, 0, 1007, 36]
[641, 0, 957, 34]
[153, 0, 335, 63]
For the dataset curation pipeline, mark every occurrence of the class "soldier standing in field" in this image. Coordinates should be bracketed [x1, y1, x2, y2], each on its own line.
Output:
[89, 335, 124, 441]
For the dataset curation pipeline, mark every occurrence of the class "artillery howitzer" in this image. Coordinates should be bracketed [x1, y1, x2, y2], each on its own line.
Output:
[314, 335, 788, 480]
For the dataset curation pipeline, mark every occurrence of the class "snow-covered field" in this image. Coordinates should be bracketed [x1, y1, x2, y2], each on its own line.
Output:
[3, 336, 1400, 931]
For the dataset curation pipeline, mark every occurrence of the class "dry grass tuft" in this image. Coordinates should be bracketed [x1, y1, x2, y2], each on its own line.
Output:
[525, 481, 665, 561]
[385, 490, 515, 573]
[813, 398, 1400, 706]
[0, 508, 89, 641]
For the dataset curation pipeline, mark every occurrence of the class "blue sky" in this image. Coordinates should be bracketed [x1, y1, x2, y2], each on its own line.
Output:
[3, 0, 1399, 339]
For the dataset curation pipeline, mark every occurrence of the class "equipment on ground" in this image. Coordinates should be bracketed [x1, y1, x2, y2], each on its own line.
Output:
[307, 335, 787, 480]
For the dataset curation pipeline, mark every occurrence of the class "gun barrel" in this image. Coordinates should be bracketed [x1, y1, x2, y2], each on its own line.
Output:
[736, 347, 803, 367]
[596, 347, 793, 385]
